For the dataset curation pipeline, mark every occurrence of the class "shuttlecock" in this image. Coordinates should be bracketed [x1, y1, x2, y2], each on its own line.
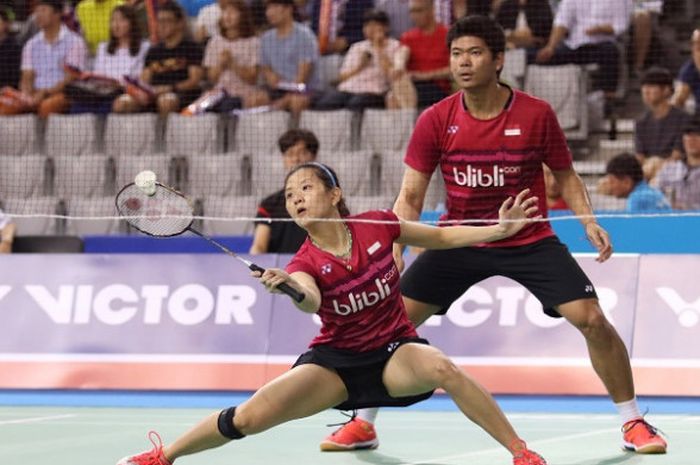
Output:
[134, 170, 157, 196]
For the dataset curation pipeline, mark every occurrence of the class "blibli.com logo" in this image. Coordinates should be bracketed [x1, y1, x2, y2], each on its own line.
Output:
[332, 278, 391, 316]
[452, 165, 519, 187]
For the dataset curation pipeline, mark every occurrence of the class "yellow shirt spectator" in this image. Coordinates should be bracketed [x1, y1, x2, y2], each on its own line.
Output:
[76, 0, 124, 55]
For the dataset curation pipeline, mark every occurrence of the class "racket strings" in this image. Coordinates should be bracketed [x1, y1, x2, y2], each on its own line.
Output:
[115, 184, 195, 237]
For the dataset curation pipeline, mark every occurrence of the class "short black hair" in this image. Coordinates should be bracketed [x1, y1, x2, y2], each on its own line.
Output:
[157, 0, 185, 20]
[682, 115, 700, 135]
[606, 153, 643, 185]
[446, 14, 505, 57]
[36, 0, 63, 13]
[278, 129, 320, 156]
[641, 67, 673, 88]
[363, 8, 390, 26]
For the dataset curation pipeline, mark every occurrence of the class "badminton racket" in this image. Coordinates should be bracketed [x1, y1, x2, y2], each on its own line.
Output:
[115, 182, 306, 303]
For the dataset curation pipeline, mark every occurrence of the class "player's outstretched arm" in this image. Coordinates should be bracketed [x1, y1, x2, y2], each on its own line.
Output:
[396, 189, 540, 249]
[254, 269, 322, 313]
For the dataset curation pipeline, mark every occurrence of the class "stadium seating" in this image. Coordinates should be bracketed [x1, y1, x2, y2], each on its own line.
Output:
[359, 109, 416, 152]
[3, 197, 61, 235]
[65, 197, 124, 235]
[45, 114, 101, 157]
[164, 113, 223, 155]
[0, 115, 39, 156]
[52, 155, 112, 198]
[525, 64, 589, 141]
[249, 155, 287, 197]
[346, 195, 396, 214]
[232, 110, 290, 154]
[104, 113, 160, 157]
[299, 110, 355, 151]
[201, 195, 258, 236]
[318, 150, 376, 196]
[0, 155, 48, 198]
[183, 153, 247, 198]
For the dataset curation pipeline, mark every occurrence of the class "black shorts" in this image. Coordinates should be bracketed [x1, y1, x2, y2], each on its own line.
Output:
[400, 236, 597, 318]
[292, 337, 435, 411]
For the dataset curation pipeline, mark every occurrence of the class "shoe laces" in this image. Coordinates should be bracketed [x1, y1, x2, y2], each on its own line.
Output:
[132, 431, 169, 465]
[622, 412, 667, 439]
[326, 410, 358, 429]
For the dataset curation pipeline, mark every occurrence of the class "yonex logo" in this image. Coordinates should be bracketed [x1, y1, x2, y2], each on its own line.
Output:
[447, 125, 459, 134]
[387, 342, 400, 352]
[321, 263, 332, 275]
[656, 287, 700, 328]
[585, 285, 594, 293]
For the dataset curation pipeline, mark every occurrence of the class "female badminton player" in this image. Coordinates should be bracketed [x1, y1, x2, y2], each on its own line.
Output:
[116, 162, 547, 465]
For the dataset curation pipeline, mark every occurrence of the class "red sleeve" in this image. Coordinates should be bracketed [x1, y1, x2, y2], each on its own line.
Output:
[285, 245, 317, 277]
[542, 103, 573, 171]
[359, 210, 401, 242]
[404, 106, 442, 174]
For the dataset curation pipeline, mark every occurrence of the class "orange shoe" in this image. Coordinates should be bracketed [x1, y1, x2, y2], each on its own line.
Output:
[117, 431, 172, 465]
[622, 418, 667, 454]
[320, 418, 379, 451]
[511, 440, 547, 465]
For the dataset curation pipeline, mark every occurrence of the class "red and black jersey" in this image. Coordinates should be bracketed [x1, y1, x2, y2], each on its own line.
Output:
[286, 210, 417, 351]
[404, 88, 573, 247]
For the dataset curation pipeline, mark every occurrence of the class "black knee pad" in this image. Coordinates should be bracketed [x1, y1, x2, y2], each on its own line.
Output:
[217, 406, 246, 440]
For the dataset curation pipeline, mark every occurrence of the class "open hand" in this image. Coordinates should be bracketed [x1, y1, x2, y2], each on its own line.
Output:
[497, 189, 541, 238]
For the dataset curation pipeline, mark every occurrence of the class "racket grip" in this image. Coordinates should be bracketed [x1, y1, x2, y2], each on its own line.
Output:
[249, 264, 306, 303]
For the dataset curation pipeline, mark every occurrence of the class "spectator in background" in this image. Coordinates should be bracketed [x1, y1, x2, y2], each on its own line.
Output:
[543, 164, 569, 210]
[315, 9, 404, 111]
[495, 0, 552, 61]
[117, 0, 204, 115]
[71, 4, 149, 113]
[635, 67, 688, 181]
[400, 0, 451, 108]
[76, 0, 124, 55]
[311, 0, 373, 54]
[375, 0, 412, 39]
[655, 116, 700, 210]
[535, 0, 630, 98]
[605, 152, 671, 212]
[249, 129, 319, 254]
[0, 7, 20, 88]
[260, 0, 318, 118]
[672, 28, 700, 114]
[203, 0, 268, 108]
[0, 208, 16, 254]
[194, 0, 228, 44]
[19, 0, 88, 117]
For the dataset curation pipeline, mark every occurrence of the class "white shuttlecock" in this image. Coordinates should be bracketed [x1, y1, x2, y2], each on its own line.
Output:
[134, 170, 157, 196]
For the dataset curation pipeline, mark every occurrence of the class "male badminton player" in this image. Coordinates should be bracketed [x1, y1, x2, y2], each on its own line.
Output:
[117, 162, 547, 465]
[323, 15, 667, 455]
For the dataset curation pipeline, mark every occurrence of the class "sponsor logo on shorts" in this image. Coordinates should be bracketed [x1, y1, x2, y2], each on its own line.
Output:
[387, 342, 400, 352]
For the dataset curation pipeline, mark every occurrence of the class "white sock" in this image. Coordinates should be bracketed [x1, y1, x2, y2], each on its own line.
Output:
[615, 398, 642, 425]
[356, 408, 379, 425]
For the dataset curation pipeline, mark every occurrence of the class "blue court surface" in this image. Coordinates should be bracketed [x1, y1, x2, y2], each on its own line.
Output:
[0, 391, 696, 465]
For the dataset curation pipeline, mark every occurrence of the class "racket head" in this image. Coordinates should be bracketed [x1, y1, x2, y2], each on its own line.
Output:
[115, 182, 195, 237]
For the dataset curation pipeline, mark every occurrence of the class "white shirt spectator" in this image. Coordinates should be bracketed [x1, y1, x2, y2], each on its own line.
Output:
[0, 208, 9, 230]
[338, 38, 402, 94]
[554, 0, 633, 49]
[21, 25, 88, 90]
[93, 41, 149, 83]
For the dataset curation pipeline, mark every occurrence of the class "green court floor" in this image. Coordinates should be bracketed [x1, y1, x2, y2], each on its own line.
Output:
[0, 407, 694, 465]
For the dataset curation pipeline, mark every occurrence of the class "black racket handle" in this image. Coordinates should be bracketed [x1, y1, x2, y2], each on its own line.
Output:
[249, 263, 306, 303]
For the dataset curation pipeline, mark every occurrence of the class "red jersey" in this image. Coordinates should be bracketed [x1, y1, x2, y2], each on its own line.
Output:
[404, 89, 573, 247]
[400, 24, 451, 93]
[286, 210, 417, 351]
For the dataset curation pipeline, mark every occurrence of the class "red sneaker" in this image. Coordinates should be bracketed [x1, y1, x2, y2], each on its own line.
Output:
[622, 418, 667, 454]
[117, 431, 172, 465]
[320, 418, 379, 451]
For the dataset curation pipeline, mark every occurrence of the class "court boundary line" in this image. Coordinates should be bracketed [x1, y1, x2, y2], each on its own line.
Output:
[0, 414, 76, 425]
